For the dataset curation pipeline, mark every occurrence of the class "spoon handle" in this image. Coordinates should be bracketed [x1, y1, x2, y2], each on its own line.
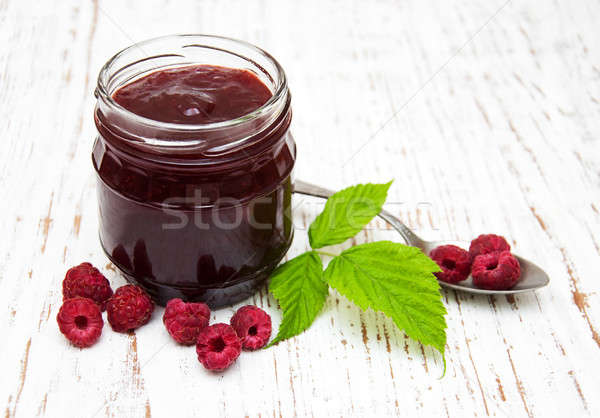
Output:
[293, 179, 426, 248]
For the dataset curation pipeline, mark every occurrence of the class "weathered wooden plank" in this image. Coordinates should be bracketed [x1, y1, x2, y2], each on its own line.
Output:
[1, 0, 599, 417]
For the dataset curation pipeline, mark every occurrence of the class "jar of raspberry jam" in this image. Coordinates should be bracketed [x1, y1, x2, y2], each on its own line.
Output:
[93, 35, 295, 308]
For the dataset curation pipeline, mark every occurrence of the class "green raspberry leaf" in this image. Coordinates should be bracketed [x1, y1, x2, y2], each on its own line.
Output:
[308, 181, 393, 249]
[323, 241, 447, 360]
[267, 251, 329, 347]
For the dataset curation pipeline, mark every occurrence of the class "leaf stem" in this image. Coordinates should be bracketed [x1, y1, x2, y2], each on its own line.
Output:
[315, 250, 338, 258]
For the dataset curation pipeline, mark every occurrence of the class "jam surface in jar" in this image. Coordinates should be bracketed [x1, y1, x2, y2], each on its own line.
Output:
[93, 63, 295, 308]
[112, 65, 272, 124]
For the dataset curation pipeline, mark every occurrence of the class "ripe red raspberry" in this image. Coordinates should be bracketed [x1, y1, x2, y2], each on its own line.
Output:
[469, 234, 510, 260]
[196, 323, 241, 371]
[230, 305, 272, 350]
[106, 285, 154, 333]
[57, 297, 104, 348]
[429, 245, 472, 284]
[163, 298, 211, 345]
[63, 262, 113, 311]
[472, 251, 521, 290]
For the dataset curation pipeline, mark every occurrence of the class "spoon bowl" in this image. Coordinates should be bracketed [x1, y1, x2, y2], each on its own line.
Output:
[294, 180, 550, 295]
[419, 240, 549, 295]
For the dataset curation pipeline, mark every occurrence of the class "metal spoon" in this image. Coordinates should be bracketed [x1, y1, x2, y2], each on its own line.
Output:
[294, 179, 549, 295]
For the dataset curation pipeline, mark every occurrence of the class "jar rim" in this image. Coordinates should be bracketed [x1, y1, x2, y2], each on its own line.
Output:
[95, 34, 288, 136]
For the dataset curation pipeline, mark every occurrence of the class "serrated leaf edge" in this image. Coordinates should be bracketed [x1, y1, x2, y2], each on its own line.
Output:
[323, 242, 447, 361]
[267, 251, 328, 348]
[308, 181, 393, 249]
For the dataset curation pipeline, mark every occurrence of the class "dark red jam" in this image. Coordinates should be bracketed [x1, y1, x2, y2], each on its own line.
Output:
[112, 66, 272, 124]
[93, 60, 295, 308]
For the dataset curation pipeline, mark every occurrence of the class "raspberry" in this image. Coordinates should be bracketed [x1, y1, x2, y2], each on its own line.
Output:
[472, 251, 521, 290]
[429, 245, 472, 284]
[63, 262, 113, 311]
[106, 284, 154, 333]
[57, 297, 104, 348]
[163, 298, 210, 345]
[230, 305, 272, 350]
[469, 234, 511, 260]
[196, 323, 241, 371]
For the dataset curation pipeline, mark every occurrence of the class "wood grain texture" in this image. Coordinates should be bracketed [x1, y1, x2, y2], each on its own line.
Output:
[1, 0, 599, 416]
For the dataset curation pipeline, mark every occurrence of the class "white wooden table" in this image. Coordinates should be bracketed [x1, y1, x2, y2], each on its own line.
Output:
[2, 1, 599, 417]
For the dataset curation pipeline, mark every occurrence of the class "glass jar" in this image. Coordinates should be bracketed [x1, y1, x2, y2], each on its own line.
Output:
[92, 35, 295, 308]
